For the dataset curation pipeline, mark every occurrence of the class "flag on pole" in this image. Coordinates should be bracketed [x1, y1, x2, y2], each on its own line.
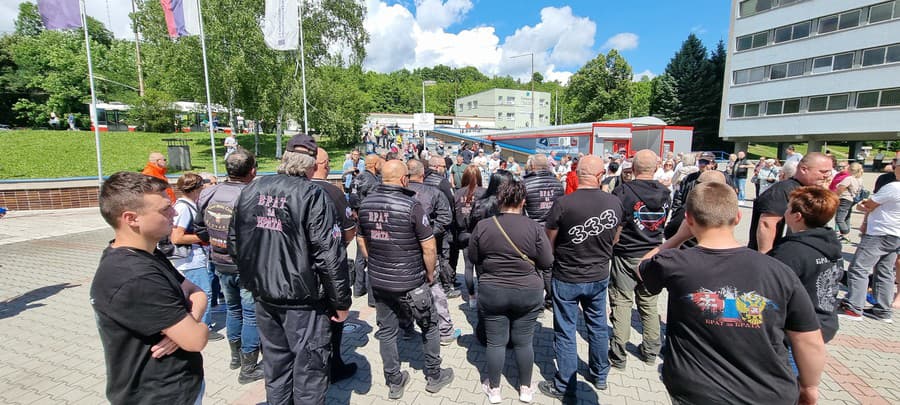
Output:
[160, 0, 201, 38]
[263, 0, 299, 50]
[37, 0, 82, 30]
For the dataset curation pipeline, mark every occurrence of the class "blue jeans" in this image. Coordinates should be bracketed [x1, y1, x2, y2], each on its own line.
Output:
[183, 267, 213, 327]
[736, 176, 747, 201]
[552, 277, 610, 392]
[218, 271, 260, 353]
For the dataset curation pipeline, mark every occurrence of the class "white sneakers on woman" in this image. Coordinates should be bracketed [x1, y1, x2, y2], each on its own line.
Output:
[482, 381, 536, 403]
[519, 384, 536, 403]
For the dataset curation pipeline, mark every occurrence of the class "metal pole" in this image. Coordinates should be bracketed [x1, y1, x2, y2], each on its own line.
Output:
[422, 81, 426, 113]
[81, 0, 103, 185]
[196, 0, 219, 177]
[130, 0, 145, 97]
[530, 53, 534, 127]
[298, 0, 309, 134]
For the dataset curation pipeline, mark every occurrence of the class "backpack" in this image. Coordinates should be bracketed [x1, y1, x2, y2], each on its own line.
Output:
[157, 199, 197, 259]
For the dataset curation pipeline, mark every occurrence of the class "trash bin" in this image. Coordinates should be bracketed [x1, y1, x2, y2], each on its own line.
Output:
[162, 138, 192, 172]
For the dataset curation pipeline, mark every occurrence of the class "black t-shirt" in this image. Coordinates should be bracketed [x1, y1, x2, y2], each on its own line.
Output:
[469, 213, 553, 290]
[312, 179, 356, 238]
[90, 245, 203, 405]
[873, 172, 897, 193]
[735, 158, 750, 178]
[612, 179, 671, 258]
[545, 188, 625, 283]
[641, 246, 820, 404]
[748, 177, 802, 250]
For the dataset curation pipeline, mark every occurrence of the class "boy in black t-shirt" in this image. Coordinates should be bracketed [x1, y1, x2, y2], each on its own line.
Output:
[639, 182, 825, 405]
[91, 172, 208, 405]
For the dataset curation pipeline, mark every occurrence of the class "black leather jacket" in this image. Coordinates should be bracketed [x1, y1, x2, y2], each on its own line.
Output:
[408, 181, 452, 237]
[523, 170, 564, 226]
[229, 174, 350, 311]
[349, 170, 381, 211]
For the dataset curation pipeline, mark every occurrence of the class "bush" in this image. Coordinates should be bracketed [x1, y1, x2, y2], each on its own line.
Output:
[126, 90, 179, 133]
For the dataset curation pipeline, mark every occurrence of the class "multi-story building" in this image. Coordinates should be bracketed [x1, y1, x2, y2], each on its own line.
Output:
[720, 0, 900, 157]
[454, 88, 552, 129]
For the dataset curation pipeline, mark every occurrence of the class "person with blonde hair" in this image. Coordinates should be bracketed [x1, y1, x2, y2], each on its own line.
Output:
[834, 162, 864, 243]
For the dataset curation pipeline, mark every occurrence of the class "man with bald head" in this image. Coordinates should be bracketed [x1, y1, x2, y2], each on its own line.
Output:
[664, 170, 729, 249]
[141, 152, 175, 202]
[749, 152, 834, 253]
[609, 149, 672, 370]
[357, 160, 455, 399]
[539, 155, 625, 398]
[523, 153, 566, 309]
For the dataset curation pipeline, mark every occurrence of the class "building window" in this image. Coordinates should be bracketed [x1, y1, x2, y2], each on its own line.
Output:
[769, 64, 787, 80]
[473, 101, 478, 109]
[882, 89, 900, 106]
[774, 21, 811, 43]
[827, 94, 849, 110]
[458, 103, 463, 110]
[863, 47, 887, 66]
[888, 44, 900, 63]
[735, 66, 766, 84]
[731, 104, 745, 118]
[506, 112, 515, 120]
[783, 98, 801, 113]
[838, 10, 861, 29]
[869, 2, 894, 23]
[739, 0, 775, 17]
[507, 96, 515, 105]
[857, 91, 880, 108]
[766, 100, 784, 115]
[818, 14, 839, 34]
[812, 56, 833, 74]
[808, 96, 828, 112]
[497, 112, 503, 119]
[737, 31, 769, 51]
[539, 98, 545, 106]
[498, 96, 503, 104]
[745, 103, 761, 116]
[832, 52, 854, 70]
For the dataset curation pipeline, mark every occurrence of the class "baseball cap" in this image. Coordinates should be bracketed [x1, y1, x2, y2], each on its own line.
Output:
[698, 152, 716, 163]
[621, 159, 633, 171]
[286, 134, 318, 157]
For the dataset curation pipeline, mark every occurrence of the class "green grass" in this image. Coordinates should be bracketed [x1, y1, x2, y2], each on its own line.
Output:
[0, 130, 353, 179]
[746, 143, 850, 160]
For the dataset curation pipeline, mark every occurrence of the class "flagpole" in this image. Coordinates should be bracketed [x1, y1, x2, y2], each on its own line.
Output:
[298, 0, 308, 134]
[196, 0, 219, 178]
[80, 0, 103, 185]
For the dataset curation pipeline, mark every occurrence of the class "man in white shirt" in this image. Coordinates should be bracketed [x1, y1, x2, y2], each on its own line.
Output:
[785, 145, 803, 164]
[840, 162, 900, 323]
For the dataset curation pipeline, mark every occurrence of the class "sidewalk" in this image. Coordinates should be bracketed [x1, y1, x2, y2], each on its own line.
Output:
[0, 205, 896, 404]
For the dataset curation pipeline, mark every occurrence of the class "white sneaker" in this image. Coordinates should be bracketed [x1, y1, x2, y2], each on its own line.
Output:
[519, 384, 536, 403]
[482, 382, 501, 404]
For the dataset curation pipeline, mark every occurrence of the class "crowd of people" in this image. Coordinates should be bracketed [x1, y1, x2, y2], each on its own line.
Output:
[90, 137, 899, 404]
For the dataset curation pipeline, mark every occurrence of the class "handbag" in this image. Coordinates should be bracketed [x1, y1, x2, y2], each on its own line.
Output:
[491, 216, 535, 267]
[157, 200, 196, 259]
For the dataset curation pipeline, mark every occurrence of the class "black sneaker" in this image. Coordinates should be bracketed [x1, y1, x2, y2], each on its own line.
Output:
[589, 376, 608, 391]
[331, 362, 358, 382]
[207, 331, 225, 341]
[537, 380, 566, 399]
[610, 360, 626, 370]
[387, 370, 410, 400]
[425, 368, 454, 393]
[446, 289, 462, 299]
[863, 308, 894, 323]
[637, 344, 657, 365]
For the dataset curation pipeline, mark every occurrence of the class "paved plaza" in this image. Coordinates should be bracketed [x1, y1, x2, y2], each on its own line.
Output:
[0, 201, 898, 404]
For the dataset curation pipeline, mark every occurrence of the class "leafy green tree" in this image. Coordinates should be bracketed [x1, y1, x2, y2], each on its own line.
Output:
[628, 77, 652, 118]
[563, 49, 632, 123]
[14, 2, 43, 37]
[650, 74, 680, 123]
[306, 65, 372, 144]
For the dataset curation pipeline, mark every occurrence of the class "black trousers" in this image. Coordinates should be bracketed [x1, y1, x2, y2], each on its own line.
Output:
[478, 284, 543, 388]
[256, 303, 331, 405]
[373, 287, 442, 385]
[436, 235, 454, 291]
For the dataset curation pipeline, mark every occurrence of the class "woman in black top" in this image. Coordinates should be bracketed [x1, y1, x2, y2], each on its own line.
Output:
[466, 169, 515, 295]
[454, 165, 485, 296]
[468, 181, 554, 403]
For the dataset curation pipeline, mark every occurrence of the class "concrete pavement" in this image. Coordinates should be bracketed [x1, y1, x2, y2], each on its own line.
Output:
[0, 197, 897, 404]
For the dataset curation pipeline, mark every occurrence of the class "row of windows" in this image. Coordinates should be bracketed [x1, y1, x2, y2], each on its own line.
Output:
[494, 112, 552, 121]
[736, 1, 899, 52]
[739, 0, 804, 18]
[733, 43, 900, 85]
[730, 88, 900, 118]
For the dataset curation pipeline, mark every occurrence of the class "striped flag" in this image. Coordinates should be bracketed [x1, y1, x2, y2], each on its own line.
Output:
[37, 0, 82, 30]
[160, 0, 201, 38]
[263, 0, 299, 50]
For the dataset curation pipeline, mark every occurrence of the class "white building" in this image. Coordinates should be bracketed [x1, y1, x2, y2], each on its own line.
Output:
[454, 88, 552, 129]
[721, 0, 900, 157]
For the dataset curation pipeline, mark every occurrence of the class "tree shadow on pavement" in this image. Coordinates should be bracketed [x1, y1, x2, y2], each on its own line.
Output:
[328, 311, 374, 402]
[0, 283, 78, 320]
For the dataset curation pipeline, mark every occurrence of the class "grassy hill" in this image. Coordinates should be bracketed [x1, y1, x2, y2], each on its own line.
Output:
[0, 130, 351, 179]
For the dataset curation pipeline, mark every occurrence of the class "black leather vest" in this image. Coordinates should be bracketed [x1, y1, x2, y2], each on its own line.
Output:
[358, 184, 427, 292]
[523, 170, 564, 225]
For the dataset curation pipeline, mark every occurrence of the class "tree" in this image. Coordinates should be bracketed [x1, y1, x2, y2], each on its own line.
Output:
[532, 72, 543, 84]
[649, 74, 680, 123]
[306, 65, 372, 145]
[14, 2, 43, 37]
[628, 77, 652, 118]
[563, 49, 632, 123]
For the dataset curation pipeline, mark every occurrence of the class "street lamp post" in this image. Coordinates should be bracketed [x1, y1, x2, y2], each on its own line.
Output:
[510, 53, 534, 128]
[422, 80, 436, 150]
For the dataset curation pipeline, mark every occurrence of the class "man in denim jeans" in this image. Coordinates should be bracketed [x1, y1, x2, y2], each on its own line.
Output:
[840, 161, 900, 323]
[538, 156, 624, 399]
[195, 148, 264, 384]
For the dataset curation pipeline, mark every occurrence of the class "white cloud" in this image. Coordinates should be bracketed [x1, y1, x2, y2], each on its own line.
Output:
[363, 3, 594, 85]
[632, 69, 655, 82]
[601, 32, 639, 51]
[691, 25, 708, 35]
[414, 0, 473, 31]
